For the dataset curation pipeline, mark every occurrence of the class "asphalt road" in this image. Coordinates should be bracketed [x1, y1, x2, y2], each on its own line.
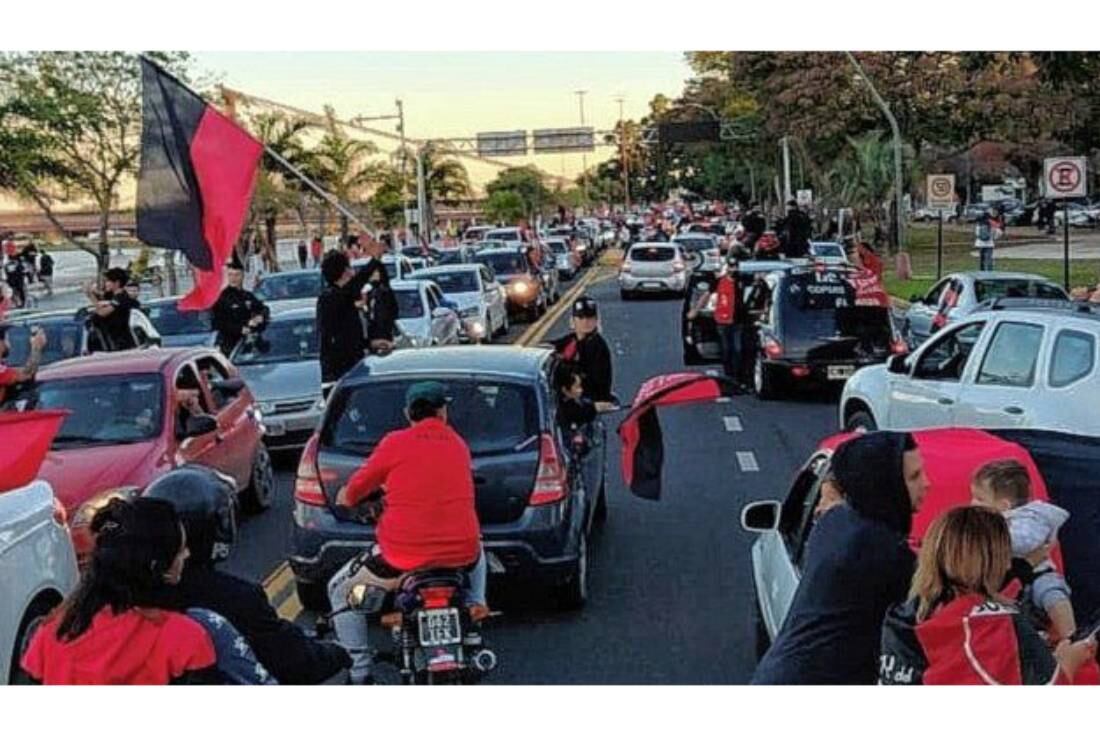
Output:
[223, 263, 839, 684]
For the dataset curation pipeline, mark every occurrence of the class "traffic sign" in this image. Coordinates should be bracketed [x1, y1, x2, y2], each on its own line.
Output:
[926, 174, 956, 209]
[1044, 157, 1087, 199]
[476, 130, 528, 157]
[532, 127, 595, 153]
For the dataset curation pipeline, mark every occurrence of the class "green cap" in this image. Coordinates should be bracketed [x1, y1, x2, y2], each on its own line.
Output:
[405, 381, 451, 409]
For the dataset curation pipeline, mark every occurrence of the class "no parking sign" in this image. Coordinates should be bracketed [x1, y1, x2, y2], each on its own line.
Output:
[1044, 157, 1088, 199]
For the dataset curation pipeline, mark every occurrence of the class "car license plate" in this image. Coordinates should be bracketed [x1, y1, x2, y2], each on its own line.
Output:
[643, 281, 663, 290]
[418, 608, 462, 647]
[827, 365, 855, 380]
[263, 420, 286, 436]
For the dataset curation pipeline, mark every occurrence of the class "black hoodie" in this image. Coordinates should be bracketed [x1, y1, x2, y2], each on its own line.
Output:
[751, 432, 917, 685]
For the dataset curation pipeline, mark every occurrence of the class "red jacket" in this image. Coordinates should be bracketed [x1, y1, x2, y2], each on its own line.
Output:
[344, 417, 481, 571]
[714, 275, 736, 326]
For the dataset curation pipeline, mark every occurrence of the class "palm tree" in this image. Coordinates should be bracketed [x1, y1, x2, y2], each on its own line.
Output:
[310, 130, 385, 242]
[393, 143, 471, 235]
[249, 113, 314, 272]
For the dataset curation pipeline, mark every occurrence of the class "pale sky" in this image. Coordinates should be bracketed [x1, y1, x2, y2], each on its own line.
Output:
[193, 52, 692, 191]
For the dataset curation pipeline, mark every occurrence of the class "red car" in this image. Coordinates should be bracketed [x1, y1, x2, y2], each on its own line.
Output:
[3, 348, 273, 557]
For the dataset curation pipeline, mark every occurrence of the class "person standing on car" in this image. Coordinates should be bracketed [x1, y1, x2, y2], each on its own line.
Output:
[779, 199, 812, 259]
[741, 203, 766, 250]
[146, 467, 351, 684]
[212, 257, 270, 356]
[751, 432, 929, 685]
[317, 250, 372, 386]
[550, 296, 614, 403]
[3, 251, 27, 308]
[85, 267, 139, 351]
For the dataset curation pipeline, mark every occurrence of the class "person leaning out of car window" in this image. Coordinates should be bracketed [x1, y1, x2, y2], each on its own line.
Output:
[0, 323, 47, 406]
[84, 267, 139, 351]
[879, 506, 1098, 685]
[751, 432, 930, 685]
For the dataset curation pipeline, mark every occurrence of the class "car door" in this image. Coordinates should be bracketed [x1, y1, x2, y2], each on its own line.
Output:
[173, 362, 221, 468]
[886, 320, 988, 430]
[906, 278, 951, 344]
[952, 319, 1047, 429]
[480, 267, 504, 328]
[194, 354, 256, 488]
[425, 285, 454, 345]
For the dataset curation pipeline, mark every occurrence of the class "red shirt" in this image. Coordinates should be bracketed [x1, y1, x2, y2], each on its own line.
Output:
[714, 275, 737, 325]
[344, 417, 481, 571]
[0, 363, 19, 404]
[22, 608, 215, 685]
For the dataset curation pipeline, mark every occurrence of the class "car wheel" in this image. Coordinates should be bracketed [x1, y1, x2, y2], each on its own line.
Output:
[845, 410, 878, 433]
[753, 354, 777, 400]
[243, 445, 275, 513]
[296, 579, 331, 613]
[555, 534, 589, 611]
[9, 598, 54, 684]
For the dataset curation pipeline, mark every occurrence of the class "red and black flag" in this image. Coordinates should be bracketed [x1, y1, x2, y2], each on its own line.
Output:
[617, 372, 739, 501]
[136, 57, 263, 311]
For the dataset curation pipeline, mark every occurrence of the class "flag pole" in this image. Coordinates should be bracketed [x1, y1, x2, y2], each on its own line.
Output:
[261, 146, 372, 236]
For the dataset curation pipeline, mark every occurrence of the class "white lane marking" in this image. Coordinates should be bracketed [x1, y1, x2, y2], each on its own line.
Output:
[723, 416, 743, 432]
[736, 451, 760, 472]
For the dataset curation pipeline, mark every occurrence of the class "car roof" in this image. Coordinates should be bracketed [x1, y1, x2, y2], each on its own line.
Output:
[346, 345, 551, 382]
[4, 308, 81, 324]
[269, 306, 315, 321]
[630, 241, 677, 248]
[975, 298, 1100, 323]
[259, 268, 317, 279]
[391, 280, 425, 291]
[412, 264, 481, 275]
[36, 347, 212, 380]
[487, 227, 521, 233]
[475, 246, 524, 255]
[952, 271, 1059, 282]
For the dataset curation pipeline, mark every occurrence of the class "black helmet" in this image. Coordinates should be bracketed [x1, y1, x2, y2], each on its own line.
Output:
[143, 465, 238, 564]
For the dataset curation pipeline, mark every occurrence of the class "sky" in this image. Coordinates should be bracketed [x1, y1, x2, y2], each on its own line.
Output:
[193, 52, 692, 190]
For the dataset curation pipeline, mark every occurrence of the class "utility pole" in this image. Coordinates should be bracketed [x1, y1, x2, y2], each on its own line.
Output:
[576, 90, 588, 209]
[615, 96, 630, 211]
[396, 98, 411, 242]
[781, 136, 792, 205]
[845, 51, 907, 253]
[416, 148, 428, 243]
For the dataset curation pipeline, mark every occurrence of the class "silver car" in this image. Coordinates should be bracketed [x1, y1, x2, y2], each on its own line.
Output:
[901, 271, 1067, 347]
[392, 280, 462, 348]
[409, 264, 509, 343]
[619, 242, 689, 298]
[232, 307, 324, 451]
[544, 237, 577, 280]
[672, 233, 722, 270]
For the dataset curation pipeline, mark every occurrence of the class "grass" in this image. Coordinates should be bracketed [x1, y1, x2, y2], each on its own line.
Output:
[882, 224, 1099, 301]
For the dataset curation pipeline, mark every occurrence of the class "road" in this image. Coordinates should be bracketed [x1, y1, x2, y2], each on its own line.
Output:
[223, 262, 838, 684]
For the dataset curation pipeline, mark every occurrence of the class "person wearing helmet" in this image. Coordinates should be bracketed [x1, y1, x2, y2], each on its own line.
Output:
[549, 296, 615, 403]
[146, 466, 351, 684]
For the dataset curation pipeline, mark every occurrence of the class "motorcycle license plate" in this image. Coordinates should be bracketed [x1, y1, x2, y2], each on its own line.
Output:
[418, 608, 462, 647]
[827, 365, 855, 380]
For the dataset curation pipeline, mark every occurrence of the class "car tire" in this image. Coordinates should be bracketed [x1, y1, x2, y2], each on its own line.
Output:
[9, 597, 54, 684]
[555, 535, 589, 611]
[243, 445, 275, 513]
[845, 410, 878, 433]
[753, 354, 778, 400]
[296, 579, 331, 613]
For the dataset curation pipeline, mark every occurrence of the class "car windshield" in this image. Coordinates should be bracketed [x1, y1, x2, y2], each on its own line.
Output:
[256, 272, 321, 301]
[145, 301, 213, 336]
[974, 279, 1067, 302]
[233, 318, 318, 365]
[5, 374, 163, 446]
[435, 250, 466, 265]
[3, 321, 83, 367]
[414, 271, 478, 294]
[545, 240, 569, 254]
[395, 289, 425, 318]
[630, 246, 675, 262]
[476, 252, 525, 275]
[675, 237, 716, 252]
[812, 244, 844, 258]
[486, 230, 520, 241]
[324, 378, 539, 456]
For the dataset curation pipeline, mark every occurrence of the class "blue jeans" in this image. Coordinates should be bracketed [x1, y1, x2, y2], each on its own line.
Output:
[718, 323, 742, 380]
[186, 608, 277, 685]
[978, 246, 993, 271]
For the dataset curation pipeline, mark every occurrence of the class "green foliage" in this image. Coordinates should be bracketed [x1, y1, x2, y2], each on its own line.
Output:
[485, 166, 553, 219]
[483, 190, 526, 225]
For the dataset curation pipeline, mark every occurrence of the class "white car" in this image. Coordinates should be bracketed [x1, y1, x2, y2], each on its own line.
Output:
[483, 227, 526, 244]
[391, 280, 462, 348]
[1, 480, 79, 683]
[841, 299, 1100, 435]
[672, 233, 722, 270]
[409, 264, 508, 343]
[808, 241, 849, 265]
[619, 243, 689, 299]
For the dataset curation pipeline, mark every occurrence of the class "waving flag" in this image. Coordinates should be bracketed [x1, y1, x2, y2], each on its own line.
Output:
[136, 57, 263, 311]
[0, 410, 69, 493]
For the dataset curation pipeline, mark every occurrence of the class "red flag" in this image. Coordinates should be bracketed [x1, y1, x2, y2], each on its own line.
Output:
[0, 410, 69, 493]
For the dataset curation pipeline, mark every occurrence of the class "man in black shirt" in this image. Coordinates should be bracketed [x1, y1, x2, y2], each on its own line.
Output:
[85, 267, 138, 350]
[779, 199, 812, 259]
[550, 296, 614, 403]
[317, 250, 371, 385]
[38, 248, 54, 297]
[212, 259, 269, 356]
[3, 255, 27, 308]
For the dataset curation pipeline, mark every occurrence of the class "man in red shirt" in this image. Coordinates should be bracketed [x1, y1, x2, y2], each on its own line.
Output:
[327, 381, 485, 684]
[0, 324, 47, 406]
[688, 256, 742, 382]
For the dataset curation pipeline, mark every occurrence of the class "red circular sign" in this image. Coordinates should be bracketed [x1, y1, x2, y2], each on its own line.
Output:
[1049, 161, 1082, 193]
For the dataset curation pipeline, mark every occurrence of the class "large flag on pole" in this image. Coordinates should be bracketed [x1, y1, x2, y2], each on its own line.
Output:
[0, 410, 69, 493]
[136, 57, 263, 310]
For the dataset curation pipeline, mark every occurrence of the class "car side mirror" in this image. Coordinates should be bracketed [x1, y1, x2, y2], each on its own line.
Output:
[182, 414, 217, 439]
[887, 354, 909, 374]
[741, 500, 781, 533]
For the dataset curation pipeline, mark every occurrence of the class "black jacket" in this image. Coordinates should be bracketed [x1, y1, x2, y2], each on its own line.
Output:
[212, 286, 269, 355]
[752, 432, 917, 684]
[551, 331, 614, 402]
[779, 209, 812, 259]
[90, 289, 138, 351]
[366, 281, 399, 343]
[154, 564, 350, 684]
[742, 211, 766, 238]
[317, 269, 371, 384]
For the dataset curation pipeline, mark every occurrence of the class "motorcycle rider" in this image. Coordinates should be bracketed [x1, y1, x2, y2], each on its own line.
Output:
[145, 466, 351, 684]
[328, 381, 487, 684]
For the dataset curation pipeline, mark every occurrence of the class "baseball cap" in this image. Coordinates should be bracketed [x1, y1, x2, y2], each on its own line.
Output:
[572, 296, 598, 318]
[405, 381, 452, 409]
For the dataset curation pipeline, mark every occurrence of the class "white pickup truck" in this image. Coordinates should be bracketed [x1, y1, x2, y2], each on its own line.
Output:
[0, 480, 78, 684]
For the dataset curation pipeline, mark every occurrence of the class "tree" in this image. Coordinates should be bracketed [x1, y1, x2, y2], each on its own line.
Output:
[368, 165, 408, 229]
[310, 111, 384, 241]
[0, 51, 195, 275]
[485, 166, 554, 221]
[247, 112, 314, 271]
[483, 190, 526, 225]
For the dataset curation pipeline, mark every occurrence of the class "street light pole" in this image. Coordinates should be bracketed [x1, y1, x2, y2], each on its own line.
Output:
[845, 51, 907, 253]
[396, 98, 411, 243]
[616, 96, 630, 211]
[576, 90, 588, 209]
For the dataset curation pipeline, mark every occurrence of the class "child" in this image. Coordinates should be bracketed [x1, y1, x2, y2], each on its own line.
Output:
[970, 459, 1076, 641]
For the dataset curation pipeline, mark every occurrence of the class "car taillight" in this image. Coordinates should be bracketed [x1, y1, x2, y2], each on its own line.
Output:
[52, 497, 68, 527]
[791, 366, 811, 378]
[673, 261, 686, 272]
[420, 586, 457, 609]
[529, 433, 567, 506]
[764, 338, 784, 359]
[891, 338, 909, 355]
[294, 433, 327, 506]
[620, 261, 632, 273]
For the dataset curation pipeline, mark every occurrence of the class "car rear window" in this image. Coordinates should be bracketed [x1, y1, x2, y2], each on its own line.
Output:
[778, 273, 890, 340]
[234, 318, 318, 365]
[475, 252, 526, 275]
[974, 279, 1067, 302]
[414, 271, 478, 294]
[486, 230, 520, 241]
[256, 272, 321, 301]
[675, 237, 716, 252]
[323, 379, 540, 456]
[146, 301, 213, 336]
[630, 246, 675, 262]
